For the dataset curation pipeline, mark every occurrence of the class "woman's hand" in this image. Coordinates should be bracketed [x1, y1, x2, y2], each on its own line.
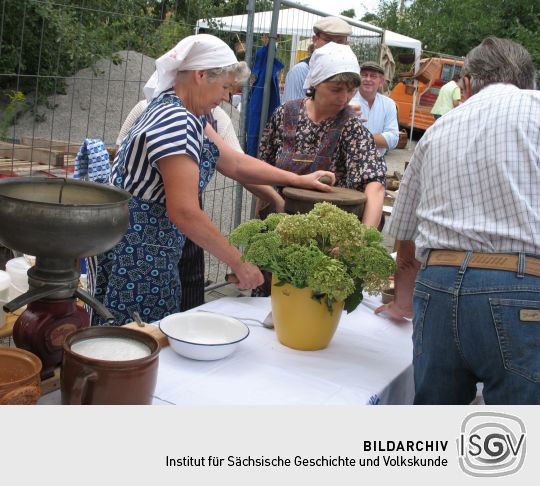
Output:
[229, 261, 264, 289]
[273, 193, 285, 213]
[296, 171, 336, 192]
[361, 181, 385, 228]
[245, 185, 285, 215]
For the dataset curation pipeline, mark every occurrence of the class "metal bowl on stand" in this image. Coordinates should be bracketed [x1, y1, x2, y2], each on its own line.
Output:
[0, 177, 130, 258]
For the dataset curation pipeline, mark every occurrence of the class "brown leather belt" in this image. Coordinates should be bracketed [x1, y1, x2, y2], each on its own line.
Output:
[427, 250, 540, 277]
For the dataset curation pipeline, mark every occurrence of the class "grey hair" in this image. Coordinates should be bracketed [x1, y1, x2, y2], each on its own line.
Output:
[175, 62, 251, 85]
[206, 62, 250, 84]
[463, 37, 536, 95]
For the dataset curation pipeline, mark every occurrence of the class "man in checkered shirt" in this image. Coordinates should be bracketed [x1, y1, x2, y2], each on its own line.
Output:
[375, 37, 540, 405]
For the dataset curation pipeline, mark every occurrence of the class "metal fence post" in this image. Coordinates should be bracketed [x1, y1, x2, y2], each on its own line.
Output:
[233, 0, 256, 229]
[256, 0, 281, 153]
[248, 0, 281, 217]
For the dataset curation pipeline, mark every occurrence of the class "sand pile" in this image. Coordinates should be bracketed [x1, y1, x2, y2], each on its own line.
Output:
[13, 51, 156, 146]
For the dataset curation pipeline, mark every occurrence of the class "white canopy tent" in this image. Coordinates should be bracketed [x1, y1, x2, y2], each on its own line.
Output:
[197, 8, 422, 70]
[384, 31, 422, 70]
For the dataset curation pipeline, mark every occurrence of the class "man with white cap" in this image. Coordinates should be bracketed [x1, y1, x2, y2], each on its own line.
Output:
[89, 34, 336, 326]
[350, 61, 399, 158]
[282, 16, 352, 103]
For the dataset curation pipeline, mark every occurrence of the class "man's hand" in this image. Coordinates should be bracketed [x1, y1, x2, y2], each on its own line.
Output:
[374, 301, 412, 320]
[349, 104, 368, 122]
[373, 240, 419, 321]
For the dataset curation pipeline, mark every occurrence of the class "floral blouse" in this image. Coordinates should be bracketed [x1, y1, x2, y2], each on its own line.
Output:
[258, 100, 386, 192]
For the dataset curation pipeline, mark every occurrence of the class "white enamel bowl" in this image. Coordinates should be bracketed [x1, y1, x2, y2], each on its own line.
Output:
[159, 312, 249, 361]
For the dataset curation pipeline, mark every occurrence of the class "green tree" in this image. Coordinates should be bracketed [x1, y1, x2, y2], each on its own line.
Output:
[362, 0, 402, 31]
[0, 0, 153, 92]
[0, 0, 272, 95]
[363, 0, 540, 65]
[0, 91, 25, 141]
[340, 9, 356, 19]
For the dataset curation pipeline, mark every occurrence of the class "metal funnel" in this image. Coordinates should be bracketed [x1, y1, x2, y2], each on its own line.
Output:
[0, 177, 130, 258]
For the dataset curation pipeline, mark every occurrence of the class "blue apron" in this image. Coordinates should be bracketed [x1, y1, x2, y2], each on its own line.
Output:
[91, 139, 219, 325]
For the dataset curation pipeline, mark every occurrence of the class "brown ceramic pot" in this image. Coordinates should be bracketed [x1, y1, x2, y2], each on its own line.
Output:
[282, 186, 366, 218]
[381, 288, 395, 304]
[61, 327, 160, 405]
[0, 348, 42, 405]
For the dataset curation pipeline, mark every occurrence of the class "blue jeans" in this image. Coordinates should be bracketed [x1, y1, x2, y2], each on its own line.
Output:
[412, 252, 540, 404]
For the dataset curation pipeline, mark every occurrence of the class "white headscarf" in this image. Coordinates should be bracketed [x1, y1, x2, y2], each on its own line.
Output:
[144, 34, 238, 101]
[303, 42, 360, 89]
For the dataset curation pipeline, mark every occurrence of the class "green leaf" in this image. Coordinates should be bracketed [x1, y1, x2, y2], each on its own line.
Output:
[344, 283, 364, 313]
[311, 292, 325, 304]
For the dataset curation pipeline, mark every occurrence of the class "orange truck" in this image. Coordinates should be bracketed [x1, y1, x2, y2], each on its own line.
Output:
[389, 57, 464, 131]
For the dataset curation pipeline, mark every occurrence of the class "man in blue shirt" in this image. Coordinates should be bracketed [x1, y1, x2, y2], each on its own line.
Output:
[282, 16, 352, 103]
[351, 61, 399, 158]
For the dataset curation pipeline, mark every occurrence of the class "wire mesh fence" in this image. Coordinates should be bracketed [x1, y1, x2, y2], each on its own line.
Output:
[0, 0, 383, 289]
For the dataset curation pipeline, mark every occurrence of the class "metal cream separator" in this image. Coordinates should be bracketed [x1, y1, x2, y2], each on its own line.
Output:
[0, 177, 130, 378]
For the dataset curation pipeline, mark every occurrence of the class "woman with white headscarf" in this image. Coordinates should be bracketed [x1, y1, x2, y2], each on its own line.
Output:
[90, 34, 335, 325]
[259, 42, 386, 227]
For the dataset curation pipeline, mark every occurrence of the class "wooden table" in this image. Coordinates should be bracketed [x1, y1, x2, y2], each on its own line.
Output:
[0, 310, 18, 339]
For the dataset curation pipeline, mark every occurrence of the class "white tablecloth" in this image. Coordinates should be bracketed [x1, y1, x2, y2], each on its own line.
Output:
[154, 294, 414, 405]
[40, 294, 414, 405]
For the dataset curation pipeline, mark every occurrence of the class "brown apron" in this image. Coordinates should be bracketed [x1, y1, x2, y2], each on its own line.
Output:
[257, 99, 354, 219]
[275, 99, 353, 175]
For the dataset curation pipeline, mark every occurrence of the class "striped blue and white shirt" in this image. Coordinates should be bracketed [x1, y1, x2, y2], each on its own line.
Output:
[111, 89, 205, 203]
[282, 61, 309, 104]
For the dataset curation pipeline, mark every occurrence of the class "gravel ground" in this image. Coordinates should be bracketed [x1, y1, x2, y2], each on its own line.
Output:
[386, 140, 415, 175]
[381, 140, 417, 252]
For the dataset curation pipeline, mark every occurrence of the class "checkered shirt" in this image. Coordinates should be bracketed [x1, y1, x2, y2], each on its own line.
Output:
[385, 83, 540, 262]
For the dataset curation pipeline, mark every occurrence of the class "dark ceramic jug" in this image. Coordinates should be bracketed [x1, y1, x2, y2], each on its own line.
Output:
[61, 327, 159, 405]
